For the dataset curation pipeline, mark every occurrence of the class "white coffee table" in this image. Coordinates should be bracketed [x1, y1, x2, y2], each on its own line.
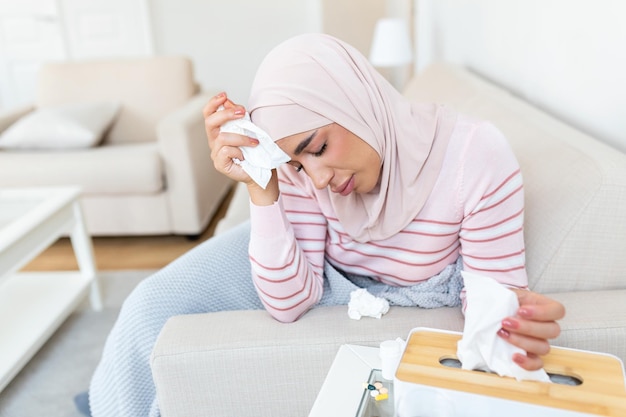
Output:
[0, 186, 102, 392]
[309, 344, 394, 417]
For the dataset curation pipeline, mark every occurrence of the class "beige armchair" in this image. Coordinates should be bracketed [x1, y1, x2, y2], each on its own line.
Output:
[0, 56, 232, 236]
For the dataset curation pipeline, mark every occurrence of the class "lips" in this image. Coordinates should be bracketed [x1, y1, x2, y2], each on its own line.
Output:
[336, 175, 355, 196]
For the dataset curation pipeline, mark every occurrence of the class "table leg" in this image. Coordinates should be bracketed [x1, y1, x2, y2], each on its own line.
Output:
[70, 201, 102, 311]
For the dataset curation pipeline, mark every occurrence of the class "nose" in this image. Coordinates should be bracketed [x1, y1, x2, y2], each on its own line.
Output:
[307, 165, 333, 189]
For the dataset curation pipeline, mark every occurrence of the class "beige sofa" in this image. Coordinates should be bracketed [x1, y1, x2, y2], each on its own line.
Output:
[0, 57, 232, 236]
[150, 64, 626, 416]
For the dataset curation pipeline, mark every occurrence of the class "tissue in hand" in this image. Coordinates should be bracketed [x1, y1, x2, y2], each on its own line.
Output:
[456, 271, 550, 382]
[218, 107, 290, 189]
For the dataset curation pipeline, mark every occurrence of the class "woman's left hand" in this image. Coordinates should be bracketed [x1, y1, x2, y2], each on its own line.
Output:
[498, 289, 566, 371]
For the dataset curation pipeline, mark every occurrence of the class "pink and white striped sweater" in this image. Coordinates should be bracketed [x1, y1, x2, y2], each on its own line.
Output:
[248, 117, 528, 322]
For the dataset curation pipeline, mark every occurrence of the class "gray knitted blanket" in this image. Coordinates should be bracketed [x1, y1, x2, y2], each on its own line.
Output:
[320, 256, 464, 308]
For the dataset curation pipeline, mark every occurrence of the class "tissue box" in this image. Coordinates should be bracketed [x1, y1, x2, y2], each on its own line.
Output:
[393, 328, 626, 417]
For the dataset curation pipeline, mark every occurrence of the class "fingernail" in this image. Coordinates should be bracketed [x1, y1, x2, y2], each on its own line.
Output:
[234, 108, 244, 116]
[512, 354, 525, 365]
[497, 328, 510, 339]
[502, 318, 519, 329]
[215, 92, 225, 99]
[518, 308, 531, 318]
[250, 138, 259, 145]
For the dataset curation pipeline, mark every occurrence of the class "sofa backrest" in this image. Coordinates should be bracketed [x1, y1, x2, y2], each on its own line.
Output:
[404, 64, 626, 293]
[36, 56, 197, 145]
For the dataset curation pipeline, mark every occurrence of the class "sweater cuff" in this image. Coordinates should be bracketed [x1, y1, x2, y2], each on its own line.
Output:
[249, 195, 291, 238]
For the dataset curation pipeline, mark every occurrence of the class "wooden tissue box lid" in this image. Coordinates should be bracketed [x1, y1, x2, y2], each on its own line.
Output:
[395, 328, 626, 416]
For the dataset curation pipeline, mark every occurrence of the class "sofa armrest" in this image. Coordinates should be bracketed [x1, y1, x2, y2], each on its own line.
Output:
[151, 290, 626, 417]
[157, 92, 233, 235]
[0, 104, 34, 134]
[151, 306, 463, 417]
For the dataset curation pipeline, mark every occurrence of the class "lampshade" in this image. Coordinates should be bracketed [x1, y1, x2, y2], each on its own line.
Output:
[369, 18, 413, 67]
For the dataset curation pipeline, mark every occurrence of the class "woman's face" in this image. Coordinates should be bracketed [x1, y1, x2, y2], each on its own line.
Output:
[276, 123, 381, 195]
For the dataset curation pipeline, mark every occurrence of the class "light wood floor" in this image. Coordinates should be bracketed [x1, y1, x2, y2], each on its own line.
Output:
[21, 187, 235, 272]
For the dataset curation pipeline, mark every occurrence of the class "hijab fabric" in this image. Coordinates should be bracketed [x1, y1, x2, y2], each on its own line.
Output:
[248, 33, 457, 242]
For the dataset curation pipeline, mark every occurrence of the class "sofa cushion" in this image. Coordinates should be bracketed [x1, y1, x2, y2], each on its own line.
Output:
[0, 102, 120, 150]
[0, 143, 163, 194]
[36, 56, 197, 145]
[403, 64, 626, 294]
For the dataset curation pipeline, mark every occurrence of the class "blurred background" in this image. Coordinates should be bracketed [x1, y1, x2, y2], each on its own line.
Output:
[1, 0, 624, 152]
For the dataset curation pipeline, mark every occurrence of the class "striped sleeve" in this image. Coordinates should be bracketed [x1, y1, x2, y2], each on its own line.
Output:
[458, 122, 529, 289]
[248, 165, 328, 322]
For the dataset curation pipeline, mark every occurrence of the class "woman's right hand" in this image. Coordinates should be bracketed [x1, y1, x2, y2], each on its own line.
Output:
[203, 92, 259, 184]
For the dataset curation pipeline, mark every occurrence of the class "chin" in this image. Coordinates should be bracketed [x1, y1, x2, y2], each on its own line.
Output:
[363, 181, 381, 195]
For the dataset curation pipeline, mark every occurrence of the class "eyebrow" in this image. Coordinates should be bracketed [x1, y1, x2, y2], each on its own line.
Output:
[294, 130, 318, 156]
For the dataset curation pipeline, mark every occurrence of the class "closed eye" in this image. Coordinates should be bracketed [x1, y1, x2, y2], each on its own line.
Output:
[313, 143, 327, 157]
[289, 143, 325, 173]
[289, 161, 304, 173]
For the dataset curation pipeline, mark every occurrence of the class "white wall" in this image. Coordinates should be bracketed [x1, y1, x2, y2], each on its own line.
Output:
[0, 0, 153, 109]
[415, 0, 626, 153]
[9, 0, 623, 154]
[149, 0, 322, 105]
[0, 0, 387, 109]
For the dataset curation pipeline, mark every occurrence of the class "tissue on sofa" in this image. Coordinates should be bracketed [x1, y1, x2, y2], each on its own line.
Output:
[348, 288, 390, 320]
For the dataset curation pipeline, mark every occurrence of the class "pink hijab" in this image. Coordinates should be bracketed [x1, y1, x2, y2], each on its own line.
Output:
[249, 33, 457, 242]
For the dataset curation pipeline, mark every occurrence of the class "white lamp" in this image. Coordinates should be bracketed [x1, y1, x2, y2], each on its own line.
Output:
[369, 17, 413, 89]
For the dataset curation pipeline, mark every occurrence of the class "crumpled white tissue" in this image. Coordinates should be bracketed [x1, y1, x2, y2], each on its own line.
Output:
[218, 107, 290, 189]
[348, 288, 390, 320]
[457, 271, 551, 382]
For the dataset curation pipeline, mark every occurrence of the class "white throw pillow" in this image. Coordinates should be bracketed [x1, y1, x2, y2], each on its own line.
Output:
[0, 102, 120, 150]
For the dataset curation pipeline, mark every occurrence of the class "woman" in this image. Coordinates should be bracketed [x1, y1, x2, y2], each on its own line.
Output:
[82, 33, 564, 416]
